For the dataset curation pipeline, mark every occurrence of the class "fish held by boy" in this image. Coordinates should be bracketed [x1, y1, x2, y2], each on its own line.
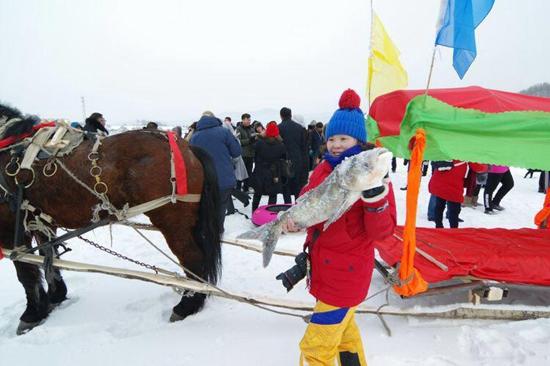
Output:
[237, 147, 392, 267]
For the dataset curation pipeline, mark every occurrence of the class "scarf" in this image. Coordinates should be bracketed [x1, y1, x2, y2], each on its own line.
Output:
[323, 144, 363, 168]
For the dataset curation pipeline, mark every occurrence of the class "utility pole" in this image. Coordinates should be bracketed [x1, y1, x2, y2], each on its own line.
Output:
[81, 96, 87, 122]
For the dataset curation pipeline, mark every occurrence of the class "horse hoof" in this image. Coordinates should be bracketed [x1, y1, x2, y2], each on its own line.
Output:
[16, 319, 45, 335]
[48, 301, 63, 313]
[169, 311, 187, 323]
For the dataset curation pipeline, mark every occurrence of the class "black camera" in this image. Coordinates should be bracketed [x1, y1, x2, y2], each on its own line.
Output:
[276, 252, 309, 292]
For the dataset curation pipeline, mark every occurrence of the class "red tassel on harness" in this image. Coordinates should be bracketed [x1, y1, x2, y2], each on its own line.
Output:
[166, 131, 188, 195]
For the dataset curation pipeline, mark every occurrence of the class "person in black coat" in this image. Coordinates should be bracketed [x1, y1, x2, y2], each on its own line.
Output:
[250, 121, 287, 213]
[278, 107, 309, 203]
[84, 112, 109, 134]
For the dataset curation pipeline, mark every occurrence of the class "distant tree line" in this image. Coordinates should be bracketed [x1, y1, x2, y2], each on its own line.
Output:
[520, 82, 550, 97]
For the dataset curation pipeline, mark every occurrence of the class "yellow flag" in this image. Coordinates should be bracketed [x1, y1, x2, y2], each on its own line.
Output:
[368, 13, 408, 104]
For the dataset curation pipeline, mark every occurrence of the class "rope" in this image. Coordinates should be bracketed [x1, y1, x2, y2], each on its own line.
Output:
[128, 225, 307, 319]
[55, 158, 108, 203]
[120, 220, 398, 313]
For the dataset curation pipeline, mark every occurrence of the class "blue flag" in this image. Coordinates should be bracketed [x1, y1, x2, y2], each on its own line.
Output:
[435, 0, 495, 79]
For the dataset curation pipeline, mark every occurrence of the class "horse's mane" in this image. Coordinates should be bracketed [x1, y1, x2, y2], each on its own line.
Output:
[0, 102, 40, 139]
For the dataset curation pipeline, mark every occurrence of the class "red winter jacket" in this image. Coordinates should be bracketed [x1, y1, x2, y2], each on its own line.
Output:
[300, 161, 397, 307]
[428, 160, 468, 203]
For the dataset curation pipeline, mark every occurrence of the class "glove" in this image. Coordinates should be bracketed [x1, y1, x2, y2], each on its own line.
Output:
[361, 175, 390, 203]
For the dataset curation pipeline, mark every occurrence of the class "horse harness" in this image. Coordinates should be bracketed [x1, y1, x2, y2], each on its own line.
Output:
[0, 122, 201, 260]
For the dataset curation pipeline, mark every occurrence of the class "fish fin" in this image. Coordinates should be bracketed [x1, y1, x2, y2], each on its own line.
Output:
[322, 193, 360, 231]
[236, 221, 282, 267]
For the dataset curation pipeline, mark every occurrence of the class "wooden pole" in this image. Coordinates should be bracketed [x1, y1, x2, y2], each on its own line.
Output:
[3, 248, 550, 321]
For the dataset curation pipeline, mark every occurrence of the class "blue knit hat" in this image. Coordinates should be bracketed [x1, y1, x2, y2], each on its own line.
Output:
[325, 89, 367, 143]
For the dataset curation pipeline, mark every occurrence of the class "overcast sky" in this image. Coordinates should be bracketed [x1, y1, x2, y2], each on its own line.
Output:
[1, 0, 549, 125]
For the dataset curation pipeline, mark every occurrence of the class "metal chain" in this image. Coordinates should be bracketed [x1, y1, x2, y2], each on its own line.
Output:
[77, 234, 161, 274]
[77, 230, 306, 319]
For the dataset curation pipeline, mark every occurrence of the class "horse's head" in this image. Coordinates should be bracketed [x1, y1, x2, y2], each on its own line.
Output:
[0, 103, 39, 140]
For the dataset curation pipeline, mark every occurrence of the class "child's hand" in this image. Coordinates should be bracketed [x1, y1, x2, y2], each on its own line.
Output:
[361, 175, 390, 203]
[281, 217, 300, 233]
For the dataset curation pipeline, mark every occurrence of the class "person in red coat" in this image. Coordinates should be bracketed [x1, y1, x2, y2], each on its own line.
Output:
[428, 160, 468, 228]
[283, 89, 396, 366]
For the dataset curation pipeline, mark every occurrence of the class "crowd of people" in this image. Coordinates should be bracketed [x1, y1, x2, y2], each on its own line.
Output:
[75, 109, 327, 233]
[183, 109, 327, 224]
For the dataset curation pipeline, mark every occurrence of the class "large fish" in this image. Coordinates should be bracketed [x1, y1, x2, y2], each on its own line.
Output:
[237, 147, 392, 266]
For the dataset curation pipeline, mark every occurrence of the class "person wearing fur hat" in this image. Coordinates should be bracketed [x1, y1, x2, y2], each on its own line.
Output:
[281, 89, 396, 366]
[249, 121, 287, 213]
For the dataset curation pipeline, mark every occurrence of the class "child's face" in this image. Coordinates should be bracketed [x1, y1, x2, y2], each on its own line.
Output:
[326, 134, 358, 156]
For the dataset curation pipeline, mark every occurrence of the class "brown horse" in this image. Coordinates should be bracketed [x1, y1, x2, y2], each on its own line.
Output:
[0, 104, 221, 334]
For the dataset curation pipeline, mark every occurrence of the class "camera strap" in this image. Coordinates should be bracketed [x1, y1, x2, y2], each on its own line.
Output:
[303, 229, 320, 288]
[303, 228, 320, 254]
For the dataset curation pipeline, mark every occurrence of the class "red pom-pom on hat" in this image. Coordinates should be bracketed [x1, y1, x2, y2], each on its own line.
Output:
[338, 89, 361, 109]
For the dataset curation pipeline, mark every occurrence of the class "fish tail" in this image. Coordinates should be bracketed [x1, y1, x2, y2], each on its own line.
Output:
[237, 221, 282, 267]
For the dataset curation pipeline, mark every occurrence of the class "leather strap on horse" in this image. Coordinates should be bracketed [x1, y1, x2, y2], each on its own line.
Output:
[535, 187, 550, 229]
[393, 128, 429, 297]
[121, 194, 201, 220]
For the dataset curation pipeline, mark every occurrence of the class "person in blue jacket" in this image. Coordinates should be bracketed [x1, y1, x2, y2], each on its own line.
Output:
[190, 113, 242, 232]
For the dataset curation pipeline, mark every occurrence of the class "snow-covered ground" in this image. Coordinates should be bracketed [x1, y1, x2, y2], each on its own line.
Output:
[1, 164, 549, 366]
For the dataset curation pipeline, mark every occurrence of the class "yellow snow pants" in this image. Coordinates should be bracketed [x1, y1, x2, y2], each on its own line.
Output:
[299, 301, 367, 366]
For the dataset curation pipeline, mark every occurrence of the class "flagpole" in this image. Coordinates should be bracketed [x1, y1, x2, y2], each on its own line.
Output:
[424, 46, 437, 96]
[367, 0, 374, 107]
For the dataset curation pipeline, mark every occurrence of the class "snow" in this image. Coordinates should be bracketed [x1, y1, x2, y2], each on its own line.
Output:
[1, 164, 550, 365]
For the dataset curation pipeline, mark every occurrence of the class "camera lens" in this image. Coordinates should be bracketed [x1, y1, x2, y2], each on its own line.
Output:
[276, 252, 308, 292]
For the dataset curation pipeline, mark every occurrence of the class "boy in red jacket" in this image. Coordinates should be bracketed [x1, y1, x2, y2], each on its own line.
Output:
[428, 160, 467, 228]
[283, 89, 396, 366]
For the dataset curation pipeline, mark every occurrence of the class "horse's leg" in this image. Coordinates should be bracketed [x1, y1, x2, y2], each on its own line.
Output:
[36, 232, 68, 307]
[13, 260, 50, 335]
[4, 232, 52, 335]
[147, 207, 207, 321]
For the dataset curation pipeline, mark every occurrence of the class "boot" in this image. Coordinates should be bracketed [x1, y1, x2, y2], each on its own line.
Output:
[462, 196, 473, 207]
[472, 195, 479, 207]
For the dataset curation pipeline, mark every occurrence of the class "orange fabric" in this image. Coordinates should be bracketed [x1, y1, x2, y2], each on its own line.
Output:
[534, 188, 550, 229]
[393, 128, 429, 296]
